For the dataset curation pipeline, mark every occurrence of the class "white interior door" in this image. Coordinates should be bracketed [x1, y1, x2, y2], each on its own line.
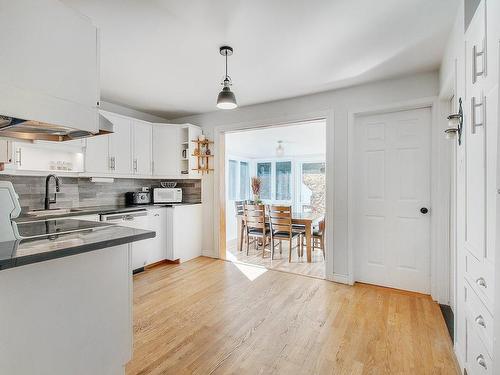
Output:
[353, 107, 431, 293]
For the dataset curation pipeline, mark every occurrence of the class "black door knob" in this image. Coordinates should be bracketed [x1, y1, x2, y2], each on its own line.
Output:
[420, 207, 429, 214]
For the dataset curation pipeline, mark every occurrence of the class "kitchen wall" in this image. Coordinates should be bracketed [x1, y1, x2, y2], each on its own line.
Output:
[0, 176, 201, 212]
[173, 71, 448, 290]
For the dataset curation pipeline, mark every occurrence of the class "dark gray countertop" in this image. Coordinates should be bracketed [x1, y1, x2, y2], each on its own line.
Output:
[15, 202, 202, 223]
[0, 223, 155, 271]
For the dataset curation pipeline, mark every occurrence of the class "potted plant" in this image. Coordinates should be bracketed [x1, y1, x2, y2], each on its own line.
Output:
[251, 176, 262, 204]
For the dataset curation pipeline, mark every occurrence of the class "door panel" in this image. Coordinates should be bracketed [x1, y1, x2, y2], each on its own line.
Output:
[152, 125, 181, 176]
[133, 121, 152, 175]
[354, 107, 431, 293]
[107, 113, 132, 175]
[85, 134, 109, 173]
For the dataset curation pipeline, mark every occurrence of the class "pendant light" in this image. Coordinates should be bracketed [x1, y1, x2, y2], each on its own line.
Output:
[216, 46, 237, 110]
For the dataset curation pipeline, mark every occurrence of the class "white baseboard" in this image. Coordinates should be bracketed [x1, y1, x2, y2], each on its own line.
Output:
[201, 249, 218, 258]
[328, 273, 351, 285]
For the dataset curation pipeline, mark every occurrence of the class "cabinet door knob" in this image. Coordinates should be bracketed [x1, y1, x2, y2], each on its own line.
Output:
[420, 207, 428, 214]
[475, 315, 486, 328]
[476, 277, 487, 288]
[476, 354, 487, 369]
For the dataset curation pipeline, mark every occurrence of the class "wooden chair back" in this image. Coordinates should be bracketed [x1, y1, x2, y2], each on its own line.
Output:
[234, 200, 245, 216]
[268, 205, 293, 233]
[316, 218, 325, 236]
[244, 204, 267, 231]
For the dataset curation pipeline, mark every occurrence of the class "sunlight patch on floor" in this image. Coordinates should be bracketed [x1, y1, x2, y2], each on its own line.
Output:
[226, 250, 268, 281]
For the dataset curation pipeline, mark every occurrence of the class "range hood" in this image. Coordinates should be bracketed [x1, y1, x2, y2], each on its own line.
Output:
[0, 114, 113, 142]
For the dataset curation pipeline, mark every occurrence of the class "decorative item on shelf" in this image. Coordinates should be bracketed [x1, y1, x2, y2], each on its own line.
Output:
[205, 148, 211, 156]
[251, 176, 262, 204]
[193, 147, 200, 156]
[160, 182, 177, 188]
[445, 97, 463, 145]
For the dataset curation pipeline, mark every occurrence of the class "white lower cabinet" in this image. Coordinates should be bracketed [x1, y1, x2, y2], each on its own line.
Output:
[166, 204, 202, 262]
[146, 207, 167, 264]
[69, 206, 201, 270]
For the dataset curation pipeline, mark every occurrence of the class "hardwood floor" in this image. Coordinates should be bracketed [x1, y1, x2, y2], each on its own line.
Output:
[226, 239, 326, 279]
[126, 257, 460, 375]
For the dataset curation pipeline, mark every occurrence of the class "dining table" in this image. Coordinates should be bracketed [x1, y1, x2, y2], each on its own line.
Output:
[236, 211, 324, 263]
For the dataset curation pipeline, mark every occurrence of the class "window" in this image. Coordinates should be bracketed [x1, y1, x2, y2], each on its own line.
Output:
[228, 160, 238, 200]
[240, 161, 249, 200]
[300, 162, 326, 213]
[257, 162, 271, 199]
[275, 161, 292, 200]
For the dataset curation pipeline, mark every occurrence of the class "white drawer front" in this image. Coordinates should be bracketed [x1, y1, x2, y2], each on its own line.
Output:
[465, 279, 493, 356]
[466, 319, 492, 375]
[465, 250, 494, 311]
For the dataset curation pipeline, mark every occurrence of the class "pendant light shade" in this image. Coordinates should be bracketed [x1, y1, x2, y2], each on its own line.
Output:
[216, 46, 237, 110]
[217, 86, 237, 109]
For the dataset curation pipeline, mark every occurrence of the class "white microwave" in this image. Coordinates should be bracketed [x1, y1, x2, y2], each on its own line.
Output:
[153, 188, 182, 203]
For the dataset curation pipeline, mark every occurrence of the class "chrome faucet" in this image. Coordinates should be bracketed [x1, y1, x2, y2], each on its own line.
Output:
[44, 174, 61, 210]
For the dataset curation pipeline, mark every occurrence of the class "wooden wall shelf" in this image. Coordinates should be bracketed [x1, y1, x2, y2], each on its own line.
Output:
[191, 139, 214, 174]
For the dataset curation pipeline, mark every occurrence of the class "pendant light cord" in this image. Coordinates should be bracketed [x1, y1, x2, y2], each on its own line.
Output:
[225, 53, 228, 80]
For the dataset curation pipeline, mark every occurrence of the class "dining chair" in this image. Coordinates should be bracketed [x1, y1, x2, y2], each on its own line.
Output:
[308, 218, 325, 259]
[268, 205, 303, 262]
[235, 200, 246, 252]
[244, 204, 269, 257]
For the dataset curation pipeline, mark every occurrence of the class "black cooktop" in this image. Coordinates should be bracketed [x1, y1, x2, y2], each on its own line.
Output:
[16, 219, 112, 239]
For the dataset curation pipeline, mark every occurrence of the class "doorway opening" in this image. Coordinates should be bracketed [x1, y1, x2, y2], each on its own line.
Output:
[224, 120, 327, 279]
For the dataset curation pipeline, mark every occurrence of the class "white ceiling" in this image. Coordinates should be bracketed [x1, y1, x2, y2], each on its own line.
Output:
[62, 0, 459, 119]
[226, 121, 326, 159]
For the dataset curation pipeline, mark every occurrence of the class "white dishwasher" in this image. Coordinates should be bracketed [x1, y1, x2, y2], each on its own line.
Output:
[100, 209, 150, 272]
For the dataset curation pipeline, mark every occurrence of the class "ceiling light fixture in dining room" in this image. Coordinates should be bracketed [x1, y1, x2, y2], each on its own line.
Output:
[216, 46, 237, 110]
[276, 140, 284, 157]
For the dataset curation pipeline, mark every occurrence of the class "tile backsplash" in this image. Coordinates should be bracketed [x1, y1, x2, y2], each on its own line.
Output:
[0, 175, 201, 213]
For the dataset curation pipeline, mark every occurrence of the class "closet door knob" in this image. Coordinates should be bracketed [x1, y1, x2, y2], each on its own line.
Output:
[476, 354, 487, 369]
[420, 207, 428, 214]
[476, 277, 487, 288]
[475, 315, 486, 328]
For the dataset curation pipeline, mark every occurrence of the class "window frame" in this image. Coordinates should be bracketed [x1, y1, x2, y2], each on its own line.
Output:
[226, 155, 252, 202]
[227, 155, 325, 211]
[296, 159, 326, 213]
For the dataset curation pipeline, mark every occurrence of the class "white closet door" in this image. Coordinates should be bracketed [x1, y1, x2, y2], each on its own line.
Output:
[353, 107, 431, 293]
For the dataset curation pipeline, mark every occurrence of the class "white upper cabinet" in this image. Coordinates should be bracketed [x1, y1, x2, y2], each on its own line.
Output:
[107, 114, 132, 175]
[0, 0, 99, 133]
[132, 121, 152, 176]
[85, 133, 110, 174]
[152, 125, 181, 177]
